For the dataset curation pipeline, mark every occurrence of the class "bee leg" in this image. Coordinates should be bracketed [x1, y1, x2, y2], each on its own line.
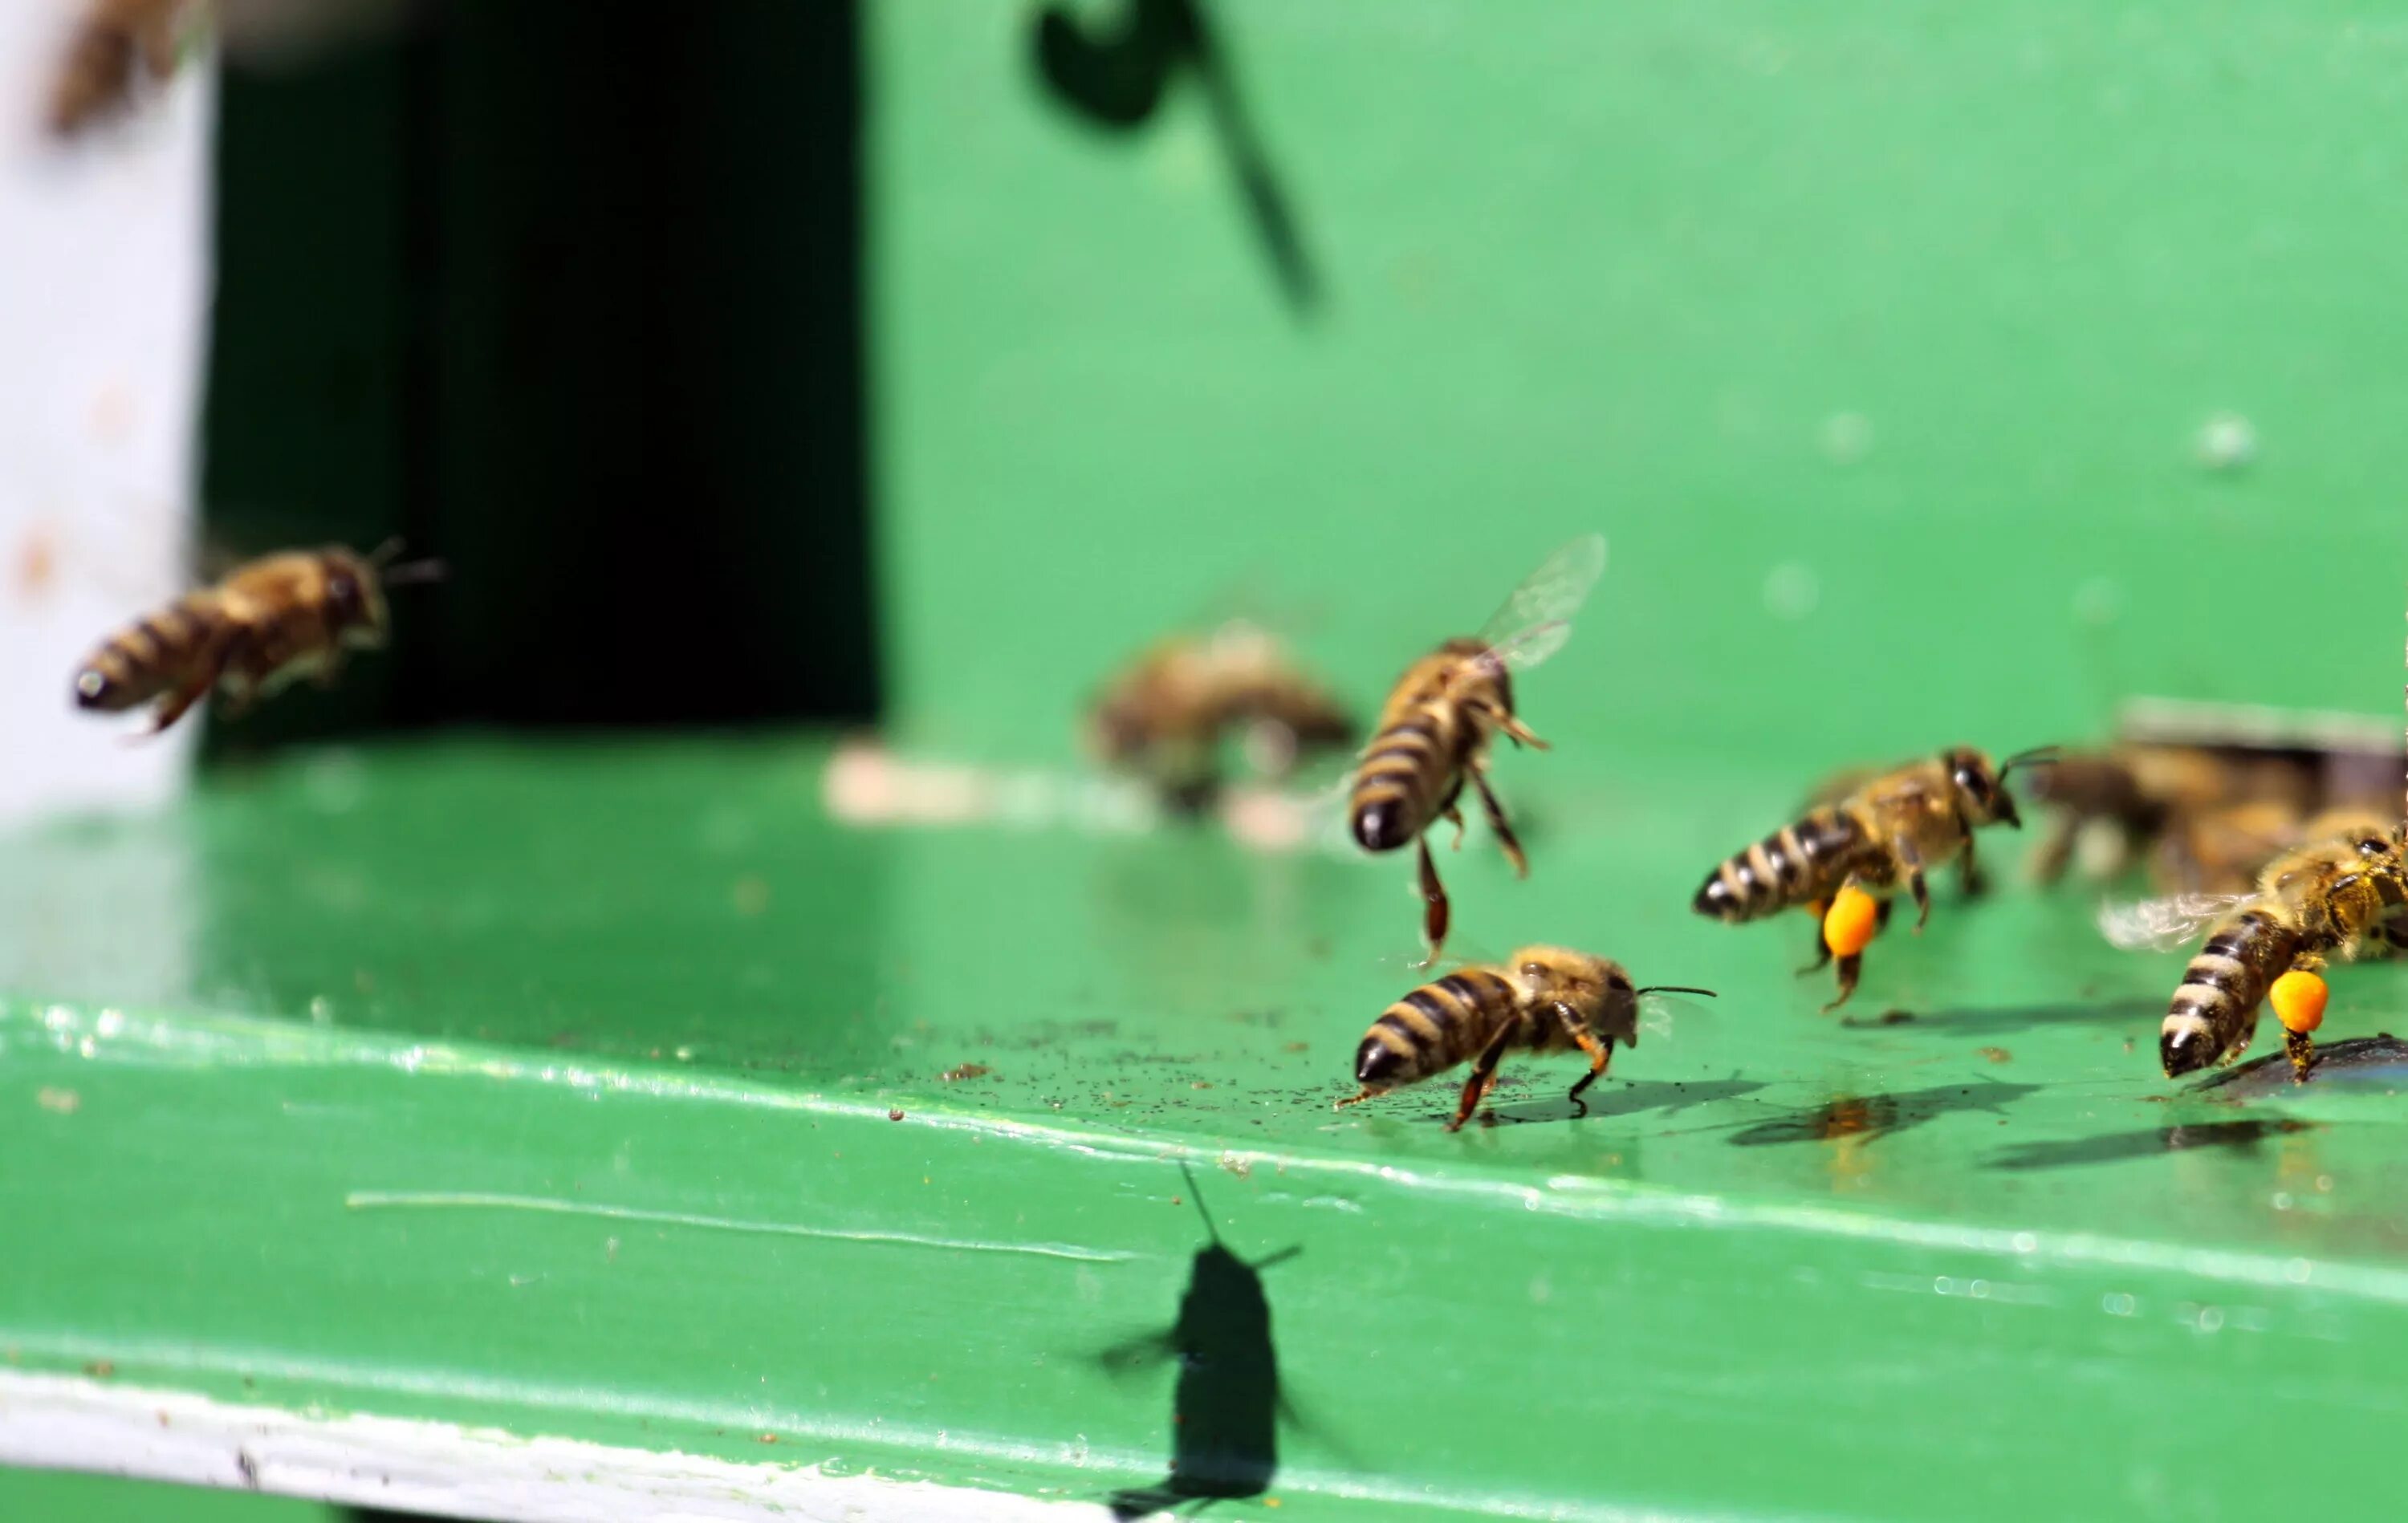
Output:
[1446, 1021, 1519, 1131]
[1906, 867, 1931, 931]
[1821, 952, 1863, 1013]
[1469, 770, 1528, 878]
[141, 631, 239, 736]
[1334, 1088, 1376, 1110]
[2284, 1029, 2318, 1082]
[2280, 953, 2328, 1082]
[2027, 814, 2076, 887]
[1492, 709, 1550, 752]
[1796, 900, 1832, 975]
[1444, 805, 1467, 851]
[1959, 834, 1987, 900]
[1559, 1006, 1616, 1105]
[1413, 835, 1450, 968]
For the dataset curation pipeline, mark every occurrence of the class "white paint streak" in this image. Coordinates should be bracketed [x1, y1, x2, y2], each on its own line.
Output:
[341, 1191, 1134, 1265]
[0, 1367, 1717, 1522]
[0, 1369, 1106, 1523]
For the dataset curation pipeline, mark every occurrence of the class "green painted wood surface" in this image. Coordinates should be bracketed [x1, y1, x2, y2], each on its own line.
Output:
[14, 2, 2408, 1518]
[3, 737, 2406, 1520]
[0, 1469, 333, 1522]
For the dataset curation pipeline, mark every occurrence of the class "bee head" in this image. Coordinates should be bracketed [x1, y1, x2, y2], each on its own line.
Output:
[1944, 746, 2019, 829]
[323, 546, 390, 649]
[1514, 946, 1640, 1042]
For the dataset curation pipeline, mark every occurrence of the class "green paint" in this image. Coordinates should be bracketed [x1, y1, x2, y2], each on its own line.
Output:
[0, 1469, 333, 1522]
[4, 738, 2407, 1519]
[16, 2, 2408, 1517]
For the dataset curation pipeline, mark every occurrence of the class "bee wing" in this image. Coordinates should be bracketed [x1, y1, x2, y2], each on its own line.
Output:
[1637, 991, 1719, 1044]
[1797, 761, 1895, 812]
[2095, 892, 2248, 952]
[1376, 944, 1507, 981]
[1466, 533, 1608, 676]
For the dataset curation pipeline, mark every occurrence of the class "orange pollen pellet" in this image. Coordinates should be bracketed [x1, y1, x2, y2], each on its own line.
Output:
[1822, 885, 1881, 957]
[2271, 970, 2327, 1035]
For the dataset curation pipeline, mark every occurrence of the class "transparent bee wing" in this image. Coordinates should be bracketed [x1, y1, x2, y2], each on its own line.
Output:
[1467, 533, 1608, 676]
[2096, 892, 2249, 952]
[1638, 990, 1719, 1044]
[1796, 761, 1889, 813]
[1374, 941, 1507, 981]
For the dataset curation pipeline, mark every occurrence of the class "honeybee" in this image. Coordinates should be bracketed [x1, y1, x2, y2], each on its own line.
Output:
[1084, 619, 1353, 808]
[2021, 743, 2315, 891]
[49, 0, 195, 137]
[1349, 534, 1606, 963]
[1692, 745, 2055, 1010]
[1336, 944, 1714, 1131]
[2101, 810, 2408, 1082]
[73, 542, 440, 733]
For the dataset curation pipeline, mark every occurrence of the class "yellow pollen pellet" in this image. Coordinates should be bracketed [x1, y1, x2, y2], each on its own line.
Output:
[1822, 885, 1881, 957]
[2271, 970, 2327, 1035]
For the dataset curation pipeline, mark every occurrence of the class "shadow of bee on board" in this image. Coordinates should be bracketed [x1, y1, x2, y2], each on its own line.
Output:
[1097, 1164, 1341, 1517]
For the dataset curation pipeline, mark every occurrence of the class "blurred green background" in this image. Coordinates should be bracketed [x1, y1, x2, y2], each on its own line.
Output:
[876, 0, 2408, 773]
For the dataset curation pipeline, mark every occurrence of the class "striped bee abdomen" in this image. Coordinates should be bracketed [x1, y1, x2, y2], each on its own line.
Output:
[73, 594, 220, 713]
[1350, 709, 1454, 852]
[2161, 908, 2299, 1077]
[1693, 808, 1861, 923]
[1355, 968, 1520, 1092]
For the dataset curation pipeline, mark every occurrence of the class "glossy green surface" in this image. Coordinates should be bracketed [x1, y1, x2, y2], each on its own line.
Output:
[5, 737, 2408, 1520]
[0, 1469, 332, 1522]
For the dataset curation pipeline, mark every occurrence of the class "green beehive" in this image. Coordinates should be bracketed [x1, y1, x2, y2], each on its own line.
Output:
[6, 4, 2408, 1520]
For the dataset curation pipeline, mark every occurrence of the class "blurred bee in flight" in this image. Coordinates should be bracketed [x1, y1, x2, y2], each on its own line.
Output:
[1693, 745, 2055, 1010]
[2103, 808, 2408, 1083]
[1338, 944, 1714, 1131]
[1084, 619, 1353, 811]
[73, 542, 441, 734]
[1349, 534, 1606, 965]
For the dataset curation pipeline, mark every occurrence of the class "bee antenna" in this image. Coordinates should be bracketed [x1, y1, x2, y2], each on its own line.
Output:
[2000, 745, 2063, 778]
[379, 558, 449, 589]
[1175, 1160, 1223, 1246]
[367, 537, 405, 567]
[1636, 985, 1719, 999]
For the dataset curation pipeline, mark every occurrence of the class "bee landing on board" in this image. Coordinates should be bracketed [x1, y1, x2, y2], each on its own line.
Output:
[1336, 945, 1714, 1131]
[2102, 810, 2408, 1083]
[1348, 534, 1606, 965]
[1691, 745, 2056, 1011]
[1084, 619, 1353, 810]
[72, 542, 442, 735]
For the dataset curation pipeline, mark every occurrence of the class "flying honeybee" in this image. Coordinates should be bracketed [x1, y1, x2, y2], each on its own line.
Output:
[1692, 745, 2055, 1010]
[1349, 534, 1606, 964]
[48, 0, 195, 137]
[1084, 619, 1353, 807]
[2102, 810, 2408, 1082]
[73, 542, 441, 733]
[1336, 944, 1714, 1131]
